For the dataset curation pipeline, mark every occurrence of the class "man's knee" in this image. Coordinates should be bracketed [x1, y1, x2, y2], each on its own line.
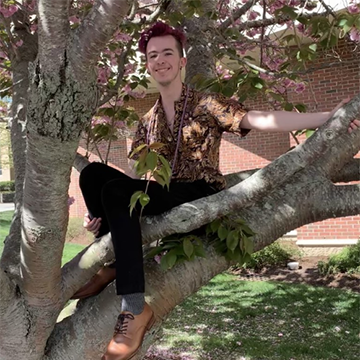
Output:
[79, 162, 106, 188]
[101, 178, 131, 206]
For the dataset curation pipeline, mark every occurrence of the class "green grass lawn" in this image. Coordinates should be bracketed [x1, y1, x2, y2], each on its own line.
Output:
[146, 273, 360, 360]
[0, 211, 85, 265]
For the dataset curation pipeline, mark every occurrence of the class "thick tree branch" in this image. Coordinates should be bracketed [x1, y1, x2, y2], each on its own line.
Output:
[61, 234, 114, 301]
[0, 269, 14, 309]
[331, 159, 360, 183]
[0, 26, 37, 277]
[70, 0, 130, 76]
[37, 0, 70, 70]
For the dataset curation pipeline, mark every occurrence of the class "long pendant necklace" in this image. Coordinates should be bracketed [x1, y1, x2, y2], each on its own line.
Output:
[146, 86, 190, 180]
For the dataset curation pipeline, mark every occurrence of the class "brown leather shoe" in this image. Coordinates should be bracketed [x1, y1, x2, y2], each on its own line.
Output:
[101, 303, 155, 360]
[70, 266, 116, 300]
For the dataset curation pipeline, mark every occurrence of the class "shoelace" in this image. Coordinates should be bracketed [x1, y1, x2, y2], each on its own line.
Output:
[114, 313, 135, 335]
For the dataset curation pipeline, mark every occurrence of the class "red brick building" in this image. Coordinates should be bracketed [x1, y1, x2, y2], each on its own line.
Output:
[68, 39, 360, 251]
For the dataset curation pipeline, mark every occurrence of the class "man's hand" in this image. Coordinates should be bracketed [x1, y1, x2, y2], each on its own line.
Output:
[83, 213, 101, 237]
[329, 98, 360, 133]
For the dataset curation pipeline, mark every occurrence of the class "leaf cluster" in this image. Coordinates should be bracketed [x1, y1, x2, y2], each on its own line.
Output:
[146, 233, 206, 271]
[128, 142, 172, 215]
[206, 216, 255, 264]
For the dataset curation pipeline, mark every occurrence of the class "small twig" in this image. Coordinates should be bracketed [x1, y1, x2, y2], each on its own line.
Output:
[99, 40, 133, 106]
[219, 0, 258, 32]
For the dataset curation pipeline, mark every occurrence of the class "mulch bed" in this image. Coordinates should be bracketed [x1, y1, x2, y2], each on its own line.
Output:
[231, 256, 360, 293]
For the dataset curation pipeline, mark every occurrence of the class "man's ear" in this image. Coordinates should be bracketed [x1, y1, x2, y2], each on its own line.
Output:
[180, 57, 187, 69]
[146, 63, 151, 75]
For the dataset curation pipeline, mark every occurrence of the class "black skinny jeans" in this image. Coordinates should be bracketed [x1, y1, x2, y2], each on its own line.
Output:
[79, 162, 218, 295]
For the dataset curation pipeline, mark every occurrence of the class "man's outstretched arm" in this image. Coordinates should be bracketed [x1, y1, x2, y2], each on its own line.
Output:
[241, 99, 360, 133]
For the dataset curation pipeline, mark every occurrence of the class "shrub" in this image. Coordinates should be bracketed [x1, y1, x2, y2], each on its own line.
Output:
[240, 240, 302, 271]
[0, 181, 15, 192]
[318, 241, 360, 275]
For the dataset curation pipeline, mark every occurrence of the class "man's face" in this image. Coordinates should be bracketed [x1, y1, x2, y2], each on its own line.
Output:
[146, 35, 186, 87]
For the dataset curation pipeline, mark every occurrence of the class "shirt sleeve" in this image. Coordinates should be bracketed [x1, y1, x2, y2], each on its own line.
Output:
[205, 92, 250, 137]
[128, 118, 147, 161]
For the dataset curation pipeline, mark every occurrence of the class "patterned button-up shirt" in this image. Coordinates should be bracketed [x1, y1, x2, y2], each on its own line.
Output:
[129, 84, 249, 190]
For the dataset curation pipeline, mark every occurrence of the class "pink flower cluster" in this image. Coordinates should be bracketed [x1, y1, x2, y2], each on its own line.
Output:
[216, 64, 232, 80]
[349, 27, 360, 42]
[0, 4, 18, 18]
[348, 3, 360, 14]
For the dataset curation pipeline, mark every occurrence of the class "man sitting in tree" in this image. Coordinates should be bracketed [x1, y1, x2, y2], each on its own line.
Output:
[72, 21, 360, 360]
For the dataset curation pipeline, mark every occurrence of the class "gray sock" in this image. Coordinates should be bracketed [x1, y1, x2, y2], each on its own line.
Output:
[121, 293, 145, 315]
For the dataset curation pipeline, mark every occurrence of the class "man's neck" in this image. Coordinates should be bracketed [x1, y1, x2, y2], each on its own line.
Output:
[158, 80, 183, 108]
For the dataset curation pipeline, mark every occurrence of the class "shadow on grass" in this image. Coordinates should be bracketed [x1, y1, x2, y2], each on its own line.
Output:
[146, 273, 360, 360]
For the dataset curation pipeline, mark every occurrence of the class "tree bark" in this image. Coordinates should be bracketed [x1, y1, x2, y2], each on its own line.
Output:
[0, 13, 38, 278]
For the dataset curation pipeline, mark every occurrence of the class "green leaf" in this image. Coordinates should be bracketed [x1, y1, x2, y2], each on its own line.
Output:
[158, 155, 172, 178]
[218, 225, 228, 241]
[243, 236, 254, 255]
[153, 171, 167, 187]
[305, 129, 315, 138]
[145, 151, 158, 171]
[194, 244, 206, 258]
[284, 103, 294, 112]
[268, 91, 284, 102]
[183, 238, 194, 259]
[129, 190, 143, 215]
[226, 230, 239, 252]
[129, 144, 147, 158]
[149, 142, 165, 150]
[210, 219, 221, 233]
[308, 43, 317, 52]
[160, 250, 177, 270]
[295, 104, 307, 113]
[240, 224, 256, 237]
[139, 193, 150, 207]
[145, 246, 164, 259]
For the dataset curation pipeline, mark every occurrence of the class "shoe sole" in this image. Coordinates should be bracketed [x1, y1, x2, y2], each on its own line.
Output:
[126, 313, 156, 360]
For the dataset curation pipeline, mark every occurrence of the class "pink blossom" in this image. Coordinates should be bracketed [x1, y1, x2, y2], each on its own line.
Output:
[0, 51, 8, 59]
[154, 255, 162, 264]
[295, 82, 306, 93]
[30, 23, 38, 33]
[348, 4, 360, 14]
[283, 78, 295, 87]
[0, 4, 18, 18]
[297, 23, 306, 33]
[248, 10, 260, 21]
[69, 16, 80, 24]
[68, 196, 75, 207]
[97, 67, 111, 84]
[124, 63, 135, 76]
[223, 73, 232, 80]
[14, 39, 23, 48]
[349, 27, 360, 42]
[115, 32, 132, 42]
[123, 83, 132, 94]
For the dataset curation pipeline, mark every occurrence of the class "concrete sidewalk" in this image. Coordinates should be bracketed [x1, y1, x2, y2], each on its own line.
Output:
[0, 203, 14, 212]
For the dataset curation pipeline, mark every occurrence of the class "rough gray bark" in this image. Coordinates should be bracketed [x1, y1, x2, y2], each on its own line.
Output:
[0, 12, 38, 279]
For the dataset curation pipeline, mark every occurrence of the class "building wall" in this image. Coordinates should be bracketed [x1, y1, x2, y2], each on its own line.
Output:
[0, 123, 13, 182]
[69, 39, 360, 242]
